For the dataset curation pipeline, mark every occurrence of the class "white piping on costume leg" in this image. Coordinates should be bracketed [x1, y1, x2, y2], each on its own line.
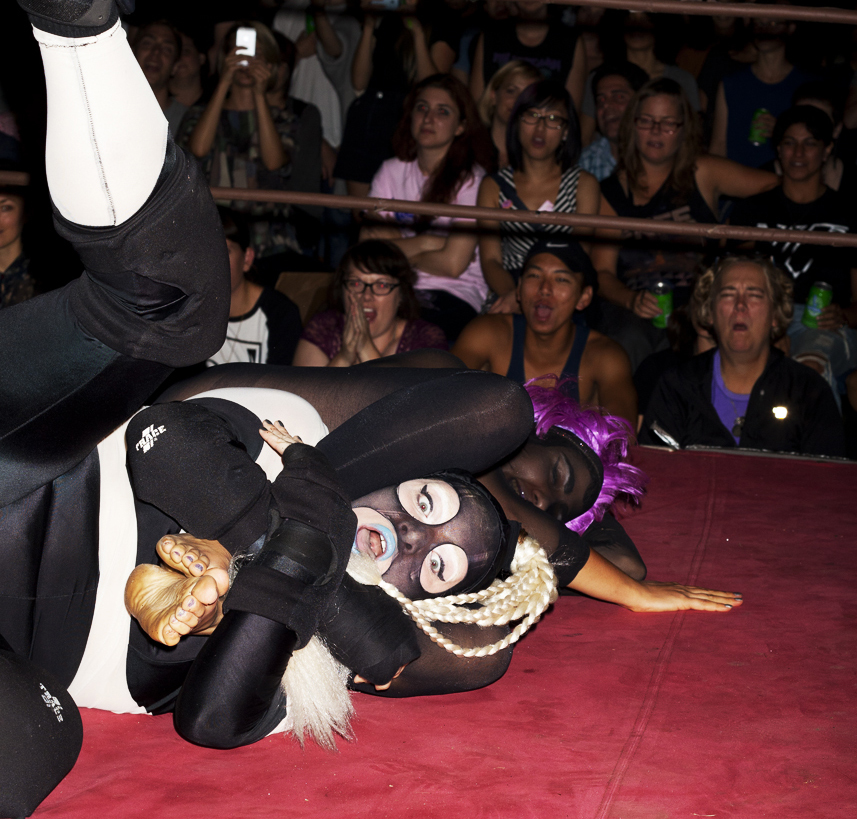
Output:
[33, 20, 167, 227]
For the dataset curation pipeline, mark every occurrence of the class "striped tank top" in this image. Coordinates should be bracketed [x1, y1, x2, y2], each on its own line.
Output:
[495, 165, 582, 281]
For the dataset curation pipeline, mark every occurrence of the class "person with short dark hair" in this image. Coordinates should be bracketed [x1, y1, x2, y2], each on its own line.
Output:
[640, 256, 844, 456]
[790, 82, 856, 196]
[293, 239, 447, 367]
[579, 61, 649, 181]
[0, 178, 36, 307]
[453, 238, 636, 426]
[710, 15, 814, 167]
[730, 104, 857, 407]
[132, 19, 186, 136]
[477, 79, 601, 315]
[579, 10, 700, 146]
[169, 28, 207, 110]
[207, 207, 302, 366]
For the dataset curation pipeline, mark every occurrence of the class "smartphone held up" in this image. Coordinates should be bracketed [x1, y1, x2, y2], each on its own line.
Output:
[235, 26, 257, 67]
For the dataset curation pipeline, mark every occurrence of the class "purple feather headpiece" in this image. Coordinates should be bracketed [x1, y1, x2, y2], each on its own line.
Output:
[524, 377, 648, 533]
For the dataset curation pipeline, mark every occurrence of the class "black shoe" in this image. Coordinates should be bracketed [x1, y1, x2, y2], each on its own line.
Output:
[18, 0, 135, 37]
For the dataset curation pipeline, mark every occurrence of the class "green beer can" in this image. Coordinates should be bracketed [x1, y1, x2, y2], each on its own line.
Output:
[651, 280, 673, 329]
[802, 281, 833, 328]
[749, 108, 770, 146]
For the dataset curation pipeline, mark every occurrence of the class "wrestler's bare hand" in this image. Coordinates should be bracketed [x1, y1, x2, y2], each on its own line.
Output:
[259, 419, 303, 456]
[629, 581, 744, 613]
[156, 533, 230, 598]
[125, 564, 223, 646]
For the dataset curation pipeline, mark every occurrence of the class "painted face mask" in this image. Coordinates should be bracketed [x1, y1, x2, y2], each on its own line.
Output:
[351, 473, 510, 600]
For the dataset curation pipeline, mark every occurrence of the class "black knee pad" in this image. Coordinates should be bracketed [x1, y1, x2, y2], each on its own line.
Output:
[0, 649, 83, 818]
[126, 401, 270, 545]
[58, 144, 230, 368]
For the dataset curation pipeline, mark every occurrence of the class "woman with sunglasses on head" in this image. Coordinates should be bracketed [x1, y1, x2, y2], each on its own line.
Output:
[476, 79, 601, 315]
[293, 240, 447, 367]
[360, 74, 494, 344]
[590, 78, 777, 371]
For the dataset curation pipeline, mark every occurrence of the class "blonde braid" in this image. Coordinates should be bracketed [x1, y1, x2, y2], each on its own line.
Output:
[349, 533, 558, 658]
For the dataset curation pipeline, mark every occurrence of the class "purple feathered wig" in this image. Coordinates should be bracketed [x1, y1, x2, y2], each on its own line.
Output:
[525, 377, 647, 533]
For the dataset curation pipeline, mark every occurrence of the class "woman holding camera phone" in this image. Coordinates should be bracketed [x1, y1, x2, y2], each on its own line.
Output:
[180, 21, 318, 257]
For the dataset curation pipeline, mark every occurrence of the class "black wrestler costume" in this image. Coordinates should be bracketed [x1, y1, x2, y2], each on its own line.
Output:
[1, 1, 229, 813]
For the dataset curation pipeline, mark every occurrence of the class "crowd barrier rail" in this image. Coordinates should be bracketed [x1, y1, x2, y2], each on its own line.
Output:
[498, 0, 857, 26]
[2, 171, 855, 249]
[210, 186, 857, 249]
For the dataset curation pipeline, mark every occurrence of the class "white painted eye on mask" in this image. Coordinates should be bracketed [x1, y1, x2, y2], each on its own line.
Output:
[397, 479, 460, 525]
[420, 543, 468, 594]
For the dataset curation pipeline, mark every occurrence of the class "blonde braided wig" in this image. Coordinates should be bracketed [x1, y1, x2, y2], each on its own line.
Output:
[350, 532, 558, 658]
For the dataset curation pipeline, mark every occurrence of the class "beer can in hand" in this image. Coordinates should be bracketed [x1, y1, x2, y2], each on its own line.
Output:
[651, 280, 673, 329]
[749, 108, 770, 146]
[802, 281, 833, 328]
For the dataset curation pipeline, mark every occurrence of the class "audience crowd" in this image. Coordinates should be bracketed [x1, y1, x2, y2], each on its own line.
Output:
[3, 0, 856, 457]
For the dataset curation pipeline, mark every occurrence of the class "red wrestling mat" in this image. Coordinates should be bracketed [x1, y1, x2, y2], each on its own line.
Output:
[35, 449, 856, 819]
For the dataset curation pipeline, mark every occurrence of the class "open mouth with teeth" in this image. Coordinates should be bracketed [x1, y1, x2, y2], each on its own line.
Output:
[353, 521, 397, 563]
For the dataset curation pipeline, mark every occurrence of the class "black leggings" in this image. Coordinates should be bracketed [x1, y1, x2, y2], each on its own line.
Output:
[0, 144, 229, 816]
[0, 142, 229, 508]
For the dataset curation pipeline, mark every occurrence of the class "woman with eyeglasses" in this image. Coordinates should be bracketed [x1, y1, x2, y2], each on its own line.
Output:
[293, 239, 447, 367]
[590, 77, 776, 370]
[476, 79, 601, 315]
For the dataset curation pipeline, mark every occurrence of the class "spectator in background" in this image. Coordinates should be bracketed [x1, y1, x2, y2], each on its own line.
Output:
[579, 61, 648, 181]
[265, 30, 324, 264]
[640, 256, 844, 457]
[298, 0, 362, 269]
[710, 15, 813, 167]
[273, 0, 344, 185]
[361, 74, 494, 343]
[208, 207, 302, 367]
[789, 82, 857, 196]
[169, 28, 208, 110]
[477, 79, 600, 315]
[633, 302, 716, 429]
[579, 11, 700, 147]
[335, 0, 460, 202]
[180, 22, 320, 261]
[0, 178, 36, 308]
[293, 239, 447, 366]
[132, 20, 186, 137]
[695, 12, 756, 119]
[452, 238, 637, 427]
[730, 105, 857, 407]
[478, 59, 541, 169]
[470, 0, 587, 115]
[591, 78, 777, 371]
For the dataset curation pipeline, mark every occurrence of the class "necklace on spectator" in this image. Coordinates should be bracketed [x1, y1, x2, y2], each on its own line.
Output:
[731, 415, 745, 439]
[725, 394, 745, 438]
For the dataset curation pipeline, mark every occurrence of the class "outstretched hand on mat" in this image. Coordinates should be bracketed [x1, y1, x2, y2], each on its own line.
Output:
[628, 581, 743, 613]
